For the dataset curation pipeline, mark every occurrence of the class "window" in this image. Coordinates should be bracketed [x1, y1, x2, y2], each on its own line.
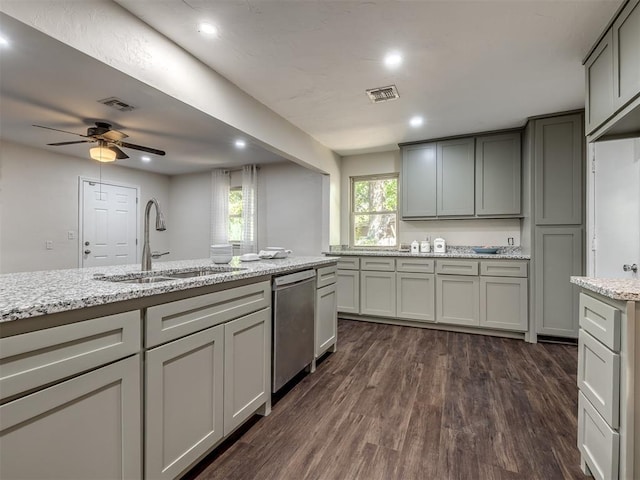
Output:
[228, 187, 243, 243]
[351, 174, 398, 247]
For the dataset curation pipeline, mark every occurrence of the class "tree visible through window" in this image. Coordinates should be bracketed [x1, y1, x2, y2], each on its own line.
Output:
[351, 175, 398, 247]
[228, 188, 243, 243]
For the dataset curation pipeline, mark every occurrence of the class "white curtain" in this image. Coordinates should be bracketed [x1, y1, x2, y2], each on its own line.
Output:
[211, 169, 229, 246]
[240, 165, 258, 254]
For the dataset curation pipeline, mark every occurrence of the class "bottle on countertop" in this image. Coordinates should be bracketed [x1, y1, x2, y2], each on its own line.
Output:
[420, 239, 430, 253]
[411, 240, 419, 253]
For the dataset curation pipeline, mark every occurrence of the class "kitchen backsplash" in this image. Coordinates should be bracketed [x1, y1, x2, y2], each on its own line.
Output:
[398, 218, 521, 246]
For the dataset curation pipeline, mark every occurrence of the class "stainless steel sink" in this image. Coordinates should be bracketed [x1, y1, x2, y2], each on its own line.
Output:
[115, 276, 177, 284]
[167, 266, 246, 278]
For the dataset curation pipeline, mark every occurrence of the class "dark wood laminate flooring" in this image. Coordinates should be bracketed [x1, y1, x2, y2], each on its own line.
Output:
[185, 320, 585, 480]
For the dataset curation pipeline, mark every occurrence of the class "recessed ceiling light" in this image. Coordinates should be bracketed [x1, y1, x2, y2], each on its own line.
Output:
[198, 22, 218, 36]
[234, 139, 246, 149]
[141, 156, 151, 163]
[409, 116, 424, 128]
[384, 51, 402, 69]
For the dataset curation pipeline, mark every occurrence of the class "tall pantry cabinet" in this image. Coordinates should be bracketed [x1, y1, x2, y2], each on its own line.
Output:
[522, 112, 585, 340]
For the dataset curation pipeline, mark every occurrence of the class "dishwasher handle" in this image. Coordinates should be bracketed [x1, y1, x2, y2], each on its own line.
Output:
[273, 269, 316, 289]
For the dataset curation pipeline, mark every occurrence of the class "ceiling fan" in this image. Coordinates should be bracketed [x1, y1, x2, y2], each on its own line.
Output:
[33, 121, 166, 162]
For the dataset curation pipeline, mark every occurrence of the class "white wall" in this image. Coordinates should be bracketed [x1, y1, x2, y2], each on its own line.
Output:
[168, 172, 211, 261]
[1, 2, 342, 245]
[340, 150, 521, 247]
[0, 140, 170, 273]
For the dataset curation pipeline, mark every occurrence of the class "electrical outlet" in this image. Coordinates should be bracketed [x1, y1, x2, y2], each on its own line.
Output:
[45, 240, 53, 250]
[507, 237, 514, 246]
[68, 231, 76, 240]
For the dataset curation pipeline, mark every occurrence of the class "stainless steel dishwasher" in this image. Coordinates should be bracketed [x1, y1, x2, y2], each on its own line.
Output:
[272, 269, 315, 393]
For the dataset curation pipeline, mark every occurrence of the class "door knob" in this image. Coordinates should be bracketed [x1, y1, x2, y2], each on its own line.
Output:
[84, 249, 91, 255]
[623, 264, 638, 273]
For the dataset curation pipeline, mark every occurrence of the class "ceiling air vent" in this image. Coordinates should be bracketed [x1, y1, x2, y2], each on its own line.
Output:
[98, 97, 136, 112]
[365, 85, 400, 103]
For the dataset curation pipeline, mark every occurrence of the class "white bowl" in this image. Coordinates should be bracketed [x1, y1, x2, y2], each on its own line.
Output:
[211, 254, 233, 264]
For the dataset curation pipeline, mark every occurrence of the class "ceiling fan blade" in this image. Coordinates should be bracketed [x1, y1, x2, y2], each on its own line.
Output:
[33, 124, 89, 137]
[110, 146, 129, 160]
[47, 140, 94, 146]
[119, 141, 166, 156]
[102, 129, 128, 142]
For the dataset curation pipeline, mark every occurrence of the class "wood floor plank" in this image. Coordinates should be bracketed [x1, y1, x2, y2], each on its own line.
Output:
[186, 320, 587, 480]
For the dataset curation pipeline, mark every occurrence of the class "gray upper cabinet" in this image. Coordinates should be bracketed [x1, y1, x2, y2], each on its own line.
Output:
[475, 133, 521, 216]
[402, 143, 437, 218]
[534, 114, 583, 225]
[437, 138, 475, 216]
[613, 0, 640, 110]
[585, 30, 614, 134]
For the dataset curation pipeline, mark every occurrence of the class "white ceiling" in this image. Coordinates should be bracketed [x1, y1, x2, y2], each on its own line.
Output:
[0, 1, 623, 175]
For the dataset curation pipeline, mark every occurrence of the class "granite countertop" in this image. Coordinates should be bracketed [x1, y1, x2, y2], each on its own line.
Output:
[0, 256, 336, 322]
[325, 246, 530, 260]
[570, 276, 640, 302]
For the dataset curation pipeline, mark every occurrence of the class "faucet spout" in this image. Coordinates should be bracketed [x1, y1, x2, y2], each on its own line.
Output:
[142, 198, 167, 271]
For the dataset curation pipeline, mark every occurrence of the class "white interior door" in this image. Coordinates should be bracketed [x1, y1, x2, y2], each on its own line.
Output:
[81, 180, 138, 268]
[593, 138, 640, 278]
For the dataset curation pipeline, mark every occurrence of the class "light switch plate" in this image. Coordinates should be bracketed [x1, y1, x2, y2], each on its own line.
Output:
[45, 240, 53, 250]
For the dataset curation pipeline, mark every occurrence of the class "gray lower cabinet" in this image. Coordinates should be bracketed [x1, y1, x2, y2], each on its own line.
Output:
[223, 308, 270, 436]
[535, 226, 583, 338]
[145, 325, 225, 480]
[1, 354, 142, 480]
[436, 275, 480, 327]
[396, 272, 435, 322]
[316, 283, 338, 356]
[437, 138, 476, 216]
[475, 133, 521, 216]
[360, 270, 396, 318]
[480, 277, 528, 332]
[336, 269, 360, 314]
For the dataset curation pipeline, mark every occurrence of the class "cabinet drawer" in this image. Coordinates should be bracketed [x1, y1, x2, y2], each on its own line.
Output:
[480, 260, 528, 278]
[578, 330, 620, 428]
[578, 392, 620, 480]
[145, 281, 270, 348]
[316, 264, 337, 288]
[361, 257, 395, 271]
[436, 259, 479, 276]
[579, 293, 621, 352]
[336, 257, 360, 270]
[0, 311, 141, 401]
[396, 258, 435, 273]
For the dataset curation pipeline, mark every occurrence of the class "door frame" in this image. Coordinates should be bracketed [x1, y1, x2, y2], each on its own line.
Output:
[78, 177, 140, 268]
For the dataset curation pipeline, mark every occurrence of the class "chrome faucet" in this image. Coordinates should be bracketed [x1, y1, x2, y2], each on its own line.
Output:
[142, 198, 167, 271]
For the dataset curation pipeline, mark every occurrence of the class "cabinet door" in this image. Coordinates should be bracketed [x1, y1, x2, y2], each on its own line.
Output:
[585, 30, 614, 133]
[480, 277, 528, 332]
[402, 143, 437, 217]
[316, 283, 337, 357]
[534, 114, 583, 225]
[437, 138, 475, 216]
[535, 227, 583, 338]
[337, 269, 360, 314]
[475, 133, 521, 216]
[613, 0, 640, 110]
[146, 325, 224, 480]
[396, 272, 435, 322]
[1, 355, 142, 480]
[224, 308, 270, 436]
[436, 275, 480, 326]
[360, 271, 396, 318]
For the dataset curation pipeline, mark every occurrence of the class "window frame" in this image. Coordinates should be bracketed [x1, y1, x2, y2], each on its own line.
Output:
[349, 173, 399, 248]
[228, 186, 243, 245]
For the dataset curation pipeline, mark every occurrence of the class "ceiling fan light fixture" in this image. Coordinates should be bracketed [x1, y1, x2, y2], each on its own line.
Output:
[90, 144, 117, 163]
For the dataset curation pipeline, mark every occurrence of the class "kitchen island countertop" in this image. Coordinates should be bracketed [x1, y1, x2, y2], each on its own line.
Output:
[0, 256, 336, 322]
[570, 276, 640, 302]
